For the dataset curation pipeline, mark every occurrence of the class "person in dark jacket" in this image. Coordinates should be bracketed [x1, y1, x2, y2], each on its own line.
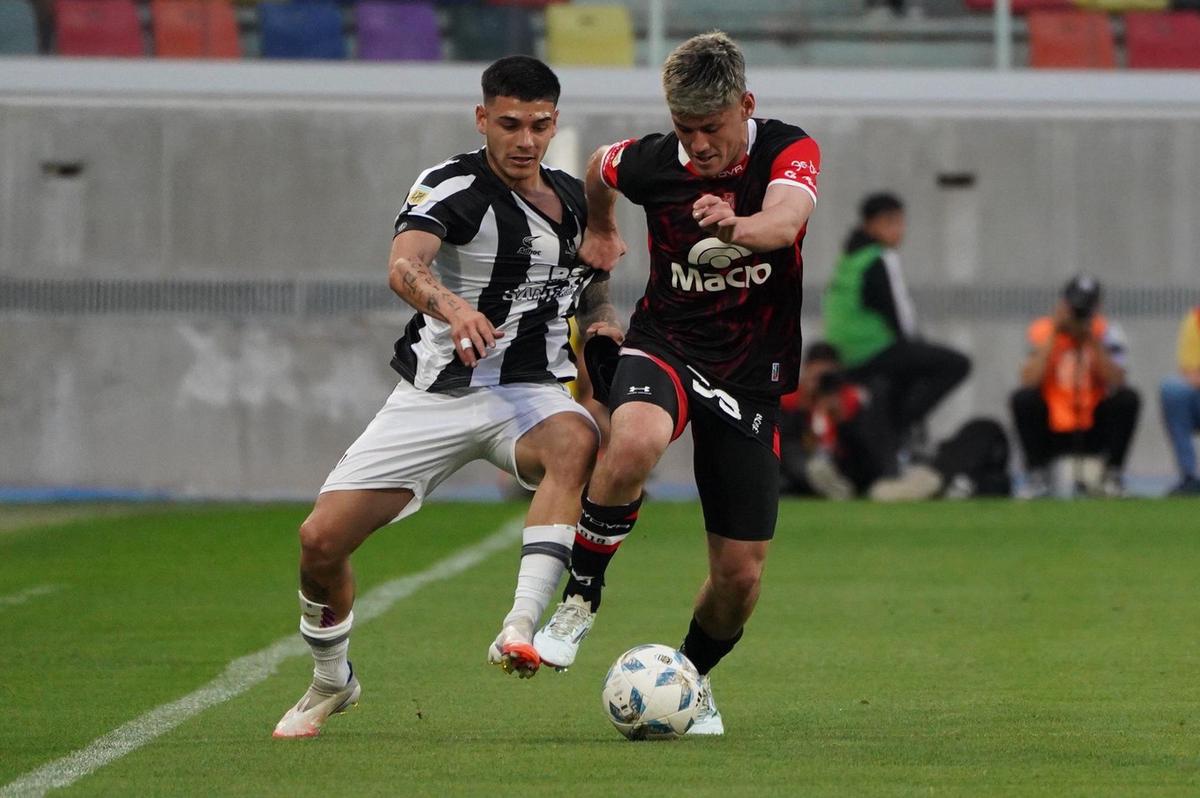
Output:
[822, 192, 970, 451]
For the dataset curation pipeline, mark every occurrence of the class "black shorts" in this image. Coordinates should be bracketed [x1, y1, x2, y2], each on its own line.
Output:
[609, 348, 780, 541]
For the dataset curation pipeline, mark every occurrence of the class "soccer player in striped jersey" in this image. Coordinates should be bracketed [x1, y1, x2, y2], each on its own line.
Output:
[274, 56, 622, 738]
[533, 32, 820, 736]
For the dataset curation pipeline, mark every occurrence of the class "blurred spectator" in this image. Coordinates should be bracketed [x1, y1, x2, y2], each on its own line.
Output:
[779, 341, 940, 500]
[1010, 274, 1140, 498]
[1160, 305, 1200, 496]
[823, 192, 971, 456]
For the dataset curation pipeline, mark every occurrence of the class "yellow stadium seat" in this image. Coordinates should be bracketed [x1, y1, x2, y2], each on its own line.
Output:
[545, 4, 634, 67]
[1073, 0, 1167, 11]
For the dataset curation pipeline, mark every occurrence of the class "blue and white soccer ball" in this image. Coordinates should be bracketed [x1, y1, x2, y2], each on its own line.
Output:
[601, 644, 702, 740]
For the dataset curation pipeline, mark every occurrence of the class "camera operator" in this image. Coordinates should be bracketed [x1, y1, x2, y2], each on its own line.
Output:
[1010, 274, 1141, 498]
[781, 342, 939, 499]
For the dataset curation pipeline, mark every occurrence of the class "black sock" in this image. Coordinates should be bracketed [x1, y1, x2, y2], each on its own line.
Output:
[562, 492, 643, 612]
[680, 616, 743, 676]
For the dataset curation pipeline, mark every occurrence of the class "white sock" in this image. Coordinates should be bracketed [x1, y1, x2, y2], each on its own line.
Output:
[298, 591, 352, 687]
[504, 524, 574, 628]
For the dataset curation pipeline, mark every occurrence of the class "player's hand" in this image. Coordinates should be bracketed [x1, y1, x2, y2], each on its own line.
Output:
[693, 194, 738, 239]
[447, 306, 504, 368]
[579, 228, 627, 273]
[586, 321, 625, 346]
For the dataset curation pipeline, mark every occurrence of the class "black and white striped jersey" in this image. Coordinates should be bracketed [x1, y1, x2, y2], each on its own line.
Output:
[390, 148, 590, 392]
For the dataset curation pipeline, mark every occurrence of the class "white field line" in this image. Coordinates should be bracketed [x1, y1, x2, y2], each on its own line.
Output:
[0, 584, 61, 609]
[0, 518, 523, 798]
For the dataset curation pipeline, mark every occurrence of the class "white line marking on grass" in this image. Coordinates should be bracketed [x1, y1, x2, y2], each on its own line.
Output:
[0, 518, 523, 798]
[0, 584, 61, 609]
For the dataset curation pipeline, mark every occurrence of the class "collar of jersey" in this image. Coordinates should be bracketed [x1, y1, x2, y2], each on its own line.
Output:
[677, 118, 758, 178]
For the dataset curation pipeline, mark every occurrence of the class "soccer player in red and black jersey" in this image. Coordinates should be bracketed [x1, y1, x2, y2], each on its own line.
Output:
[533, 31, 819, 734]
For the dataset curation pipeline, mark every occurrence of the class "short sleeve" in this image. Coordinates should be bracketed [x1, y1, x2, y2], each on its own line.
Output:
[1027, 317, 1053, 350]
[393, 163, 478, 244]
[767, 137, 820, 206]
[599, 136, 656, 205]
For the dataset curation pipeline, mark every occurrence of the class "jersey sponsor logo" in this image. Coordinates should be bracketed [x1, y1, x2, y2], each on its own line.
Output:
[716, 158, 748, 179]
[687, 366, 742, 420]
[518, 235, 542, 257]
[406, 185, 433, 206]
[501, 264, 587, 303]
[669, 237, 770, 293]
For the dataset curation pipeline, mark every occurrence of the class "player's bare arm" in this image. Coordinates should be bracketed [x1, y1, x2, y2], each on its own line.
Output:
[579, 145, 627, 273]
[387, 230, 504, 368]
[576, 271, 624, 344]
[693, 183, 815, 252]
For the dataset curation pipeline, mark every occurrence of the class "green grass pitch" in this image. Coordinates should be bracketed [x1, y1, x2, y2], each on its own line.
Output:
[2, 499, 1199, 796]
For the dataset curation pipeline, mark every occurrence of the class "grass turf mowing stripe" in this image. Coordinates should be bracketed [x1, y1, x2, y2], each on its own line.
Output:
[0, 584, 60, 609]
[0, 517, 522, 798]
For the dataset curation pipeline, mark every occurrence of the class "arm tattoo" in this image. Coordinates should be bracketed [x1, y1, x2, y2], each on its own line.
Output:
[391, 254, 461, 322]
[576, 273, 620, 330]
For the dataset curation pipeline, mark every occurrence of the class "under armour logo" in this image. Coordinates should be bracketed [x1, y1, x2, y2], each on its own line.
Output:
[626, 386, 652, 395]
[570, 570, 594, 586]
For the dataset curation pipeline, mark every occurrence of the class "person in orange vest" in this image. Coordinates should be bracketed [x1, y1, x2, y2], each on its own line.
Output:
[1160, 306, 1200, 496]
[1010, 274, 1141, 498]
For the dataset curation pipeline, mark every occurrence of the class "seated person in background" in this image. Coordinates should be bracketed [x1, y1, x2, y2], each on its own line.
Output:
[1160, 305, 1200, 496]
[1010, 274, 1140, 498]
[779, 341, 940, 501]
[823, 192, 970, 454]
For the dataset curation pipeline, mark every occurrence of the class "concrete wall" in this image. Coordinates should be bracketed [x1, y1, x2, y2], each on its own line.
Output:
[2, 61, 1199, 497]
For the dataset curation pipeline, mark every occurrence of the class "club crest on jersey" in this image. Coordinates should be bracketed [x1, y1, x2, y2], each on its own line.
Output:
[671, 237, 770, 293]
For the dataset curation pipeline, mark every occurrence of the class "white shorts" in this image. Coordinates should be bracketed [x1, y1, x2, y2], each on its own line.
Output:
[321, 379, 597, 521]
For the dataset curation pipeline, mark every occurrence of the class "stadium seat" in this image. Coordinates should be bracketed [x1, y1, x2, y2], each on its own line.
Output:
[1074, 0, 1167, 9]
[1125, 10, 1200, 68]
[486, 0, 565, 6]
[259, 1, 345, 59]
[0, 0, 38, 54]
[356, 0, 441, 60]
[152, 0, 241, 58]
[447, 4, 534, 60]
[544, 4, 634, 66]
[1027, 10, 1116, 67]
[55, 0, 144, 56]
[963, 0, 1074, 12]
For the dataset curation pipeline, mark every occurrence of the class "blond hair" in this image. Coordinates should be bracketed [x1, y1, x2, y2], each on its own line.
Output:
[661, 31, 746, 118]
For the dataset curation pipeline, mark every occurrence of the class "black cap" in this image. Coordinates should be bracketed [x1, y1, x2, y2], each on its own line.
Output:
[1062, 273, 1101, 319]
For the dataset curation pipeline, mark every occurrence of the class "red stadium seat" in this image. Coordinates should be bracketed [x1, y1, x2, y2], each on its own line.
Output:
[1027, 10, 1117, 67]
[1124, 11, 1200, 68]
[964, 0, 1074, 12]
[152, 0, 241, 59]
[55, 0, 144, 56]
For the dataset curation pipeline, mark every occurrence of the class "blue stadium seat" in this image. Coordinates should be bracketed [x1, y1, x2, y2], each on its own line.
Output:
[0, 0, 38, 54]
[259, 1, 346, 59]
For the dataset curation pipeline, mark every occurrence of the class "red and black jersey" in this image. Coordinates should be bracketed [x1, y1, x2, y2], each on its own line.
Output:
[601, 118, 820, 399]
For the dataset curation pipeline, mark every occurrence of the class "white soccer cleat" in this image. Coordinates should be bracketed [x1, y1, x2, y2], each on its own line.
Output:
[488, 618, 541, 679]
[687, 675, 724, 736]
[532, 594, 594, 671]
[272, 666, 361, 739]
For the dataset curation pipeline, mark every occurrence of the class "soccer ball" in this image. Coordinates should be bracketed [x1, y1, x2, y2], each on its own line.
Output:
[601, 644, 702, 740]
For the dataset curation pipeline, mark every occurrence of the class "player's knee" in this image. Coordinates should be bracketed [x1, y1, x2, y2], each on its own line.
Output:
[605, 434, 664, 482]
[544, 421, 599, 486]
[712, 559, 763, 600]
[299, 517, 344, 568]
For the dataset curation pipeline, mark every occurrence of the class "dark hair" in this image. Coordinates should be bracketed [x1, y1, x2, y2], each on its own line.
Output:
[481, 56, 561, 105]
[1062, 273, 1102, 320]
[860, 192, 904, 222]
[804, 340, 841, 365]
